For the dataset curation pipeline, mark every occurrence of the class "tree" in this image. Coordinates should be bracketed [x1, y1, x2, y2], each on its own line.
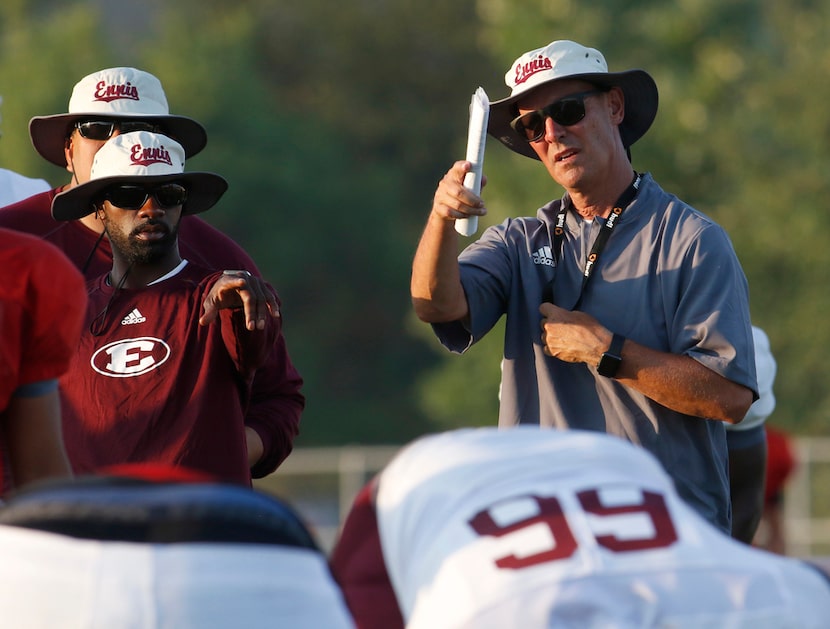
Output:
[5, 0, 830, 443]
[141, 0, 492, 443]
[0, 2, 114, 183]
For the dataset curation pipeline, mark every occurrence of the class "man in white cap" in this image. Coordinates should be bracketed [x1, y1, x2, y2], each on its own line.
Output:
[411, 40, 757, 533]
[0, 67, 303, 478]
[51, 130, 281, 486]
[0, 67, 208, 259]
[330, 427, 830, 628]
[0, 95, 50, 205]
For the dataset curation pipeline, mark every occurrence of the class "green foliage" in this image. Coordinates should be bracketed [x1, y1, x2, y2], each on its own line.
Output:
[139, 0, 491, 445]
[0, 3, 114, 182]
[3, 0, 830, 445]
[410, 315, 504, 429]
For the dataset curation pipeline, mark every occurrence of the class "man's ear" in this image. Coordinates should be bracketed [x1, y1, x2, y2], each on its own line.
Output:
[64, 135, 75, 176]
[608, 86, 625, 125]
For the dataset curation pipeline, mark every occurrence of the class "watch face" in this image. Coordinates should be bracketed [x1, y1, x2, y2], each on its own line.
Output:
[598, 352, 621, 377]
[598, 334, 625, 378]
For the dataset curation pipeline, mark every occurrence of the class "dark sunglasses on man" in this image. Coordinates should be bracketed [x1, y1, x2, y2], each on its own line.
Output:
[74, 120, 165, 142]
[510, 89, 607, 142]
[98, 183, 188, 210]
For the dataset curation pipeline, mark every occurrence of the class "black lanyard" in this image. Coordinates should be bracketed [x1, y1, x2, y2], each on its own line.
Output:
[551, 172, 642, 309]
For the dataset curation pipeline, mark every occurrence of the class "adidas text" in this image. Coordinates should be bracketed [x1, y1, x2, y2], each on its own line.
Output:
[121, 308, 146, 325]
[532, 246, 554, 266]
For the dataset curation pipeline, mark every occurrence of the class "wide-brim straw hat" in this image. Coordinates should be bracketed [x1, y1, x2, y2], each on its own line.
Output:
[30, 67, 207, 167]
[52, 131, 226, 221]
[488, 40, 658, 160]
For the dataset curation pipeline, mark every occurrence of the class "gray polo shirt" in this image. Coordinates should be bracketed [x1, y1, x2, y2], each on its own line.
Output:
[433, 173, 757, 533]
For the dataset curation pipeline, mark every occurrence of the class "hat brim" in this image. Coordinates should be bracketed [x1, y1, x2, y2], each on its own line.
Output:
[487, 69, 658, 160]
[30, 114, 208, 168]
[51, 172, 228, 222]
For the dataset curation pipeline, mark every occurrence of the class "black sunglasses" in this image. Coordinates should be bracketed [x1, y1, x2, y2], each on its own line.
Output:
[100, 183, 188, 210]
[510, 90, 605, 142]
[75, 120, 164, 141]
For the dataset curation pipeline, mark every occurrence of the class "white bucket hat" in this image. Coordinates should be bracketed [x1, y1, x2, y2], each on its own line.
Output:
[30, 67, 207, 167]
[488, 40, 659, 160]
[51, 131, 227, 222]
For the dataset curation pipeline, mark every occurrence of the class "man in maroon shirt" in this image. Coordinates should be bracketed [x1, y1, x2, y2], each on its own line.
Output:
[52, 130, 281, 484]
[0, 67, 303, 476]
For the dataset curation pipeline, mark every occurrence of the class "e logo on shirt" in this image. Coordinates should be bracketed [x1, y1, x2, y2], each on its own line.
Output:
[91, 337, 171, 377]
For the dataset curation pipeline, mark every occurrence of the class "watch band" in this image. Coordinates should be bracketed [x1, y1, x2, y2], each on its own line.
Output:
[597, 333, 625, 378]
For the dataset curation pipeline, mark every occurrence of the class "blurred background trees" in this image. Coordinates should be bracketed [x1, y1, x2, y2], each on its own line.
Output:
[2, 0, 829, 445]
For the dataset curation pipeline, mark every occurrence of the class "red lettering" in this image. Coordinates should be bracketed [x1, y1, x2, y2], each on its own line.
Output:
[577, 488, 678, 552]
[129, 144, 172, 166]
[514, 55, 553, 85]
[469, 496, 577, 569]
[469, 486, 679, 571]
[93, 80, 140, 103]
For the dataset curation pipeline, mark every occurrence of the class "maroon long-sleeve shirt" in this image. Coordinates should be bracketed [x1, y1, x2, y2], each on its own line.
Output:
[0, 189, 304, 475]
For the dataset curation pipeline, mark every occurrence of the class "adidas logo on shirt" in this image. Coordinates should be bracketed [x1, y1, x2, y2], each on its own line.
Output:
[121, 308, 146, 325]
[532, 246, 554, 266]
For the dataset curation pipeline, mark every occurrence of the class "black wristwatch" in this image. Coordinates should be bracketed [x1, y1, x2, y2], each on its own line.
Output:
[597, 333, 625, 378]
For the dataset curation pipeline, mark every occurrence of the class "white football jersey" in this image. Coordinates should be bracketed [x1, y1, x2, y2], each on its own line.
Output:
[0, 525, 355, 628]
[372, 428, 830, 628]
[0, 168, 50, 207]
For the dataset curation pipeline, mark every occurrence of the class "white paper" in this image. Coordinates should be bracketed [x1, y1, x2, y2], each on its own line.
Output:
[456, 87, 489, 237]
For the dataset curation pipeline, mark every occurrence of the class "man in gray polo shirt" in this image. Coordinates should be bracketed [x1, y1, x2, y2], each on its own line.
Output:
[410, 39, 757, 533]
